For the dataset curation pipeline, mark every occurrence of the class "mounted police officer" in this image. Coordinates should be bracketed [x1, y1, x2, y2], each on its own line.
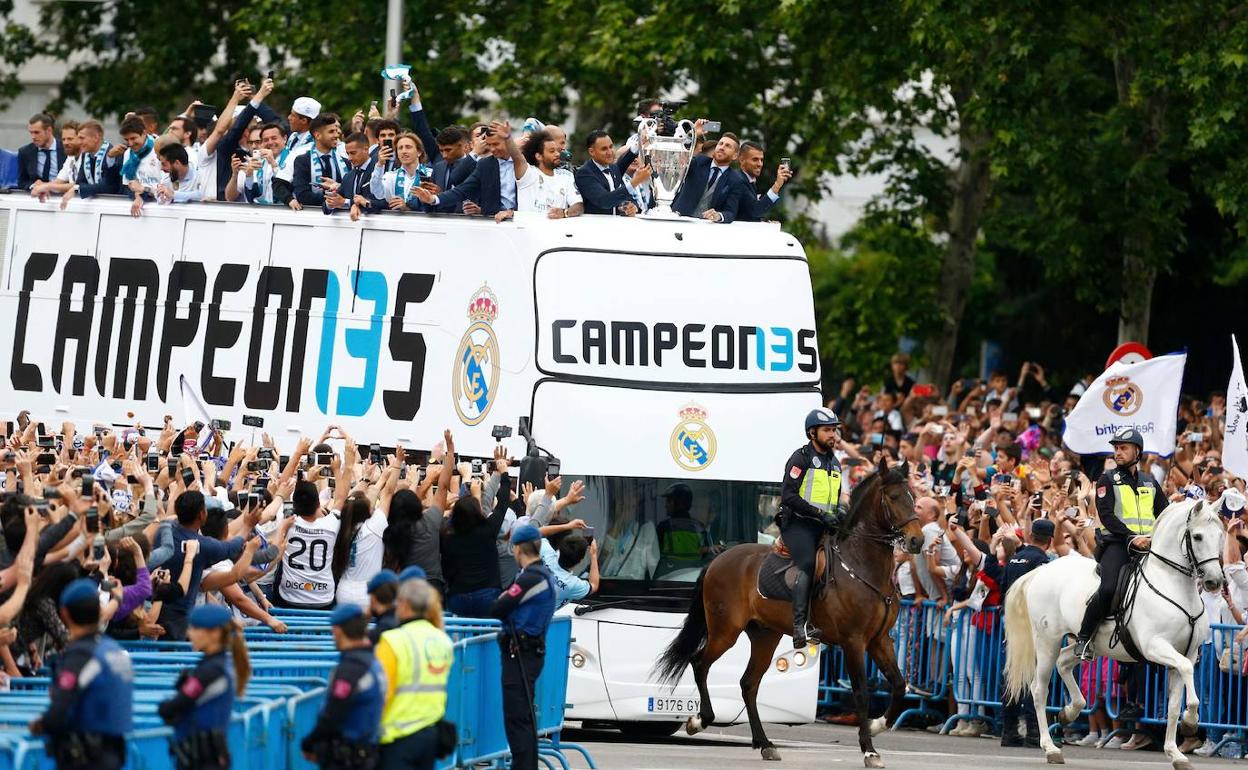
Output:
[158, 604, 251, 770]
[490, 523, 557, 770]
[1073, 427, 1167, 660]
[302, 604, 386, 769]
[28, 579, 133, 770]
[778, 408, 850, 648]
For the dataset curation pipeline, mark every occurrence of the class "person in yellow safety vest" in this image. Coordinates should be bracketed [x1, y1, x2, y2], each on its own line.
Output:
[776, 408, 850, 648]
[1073, 427, 1167, 661]
[375, 576, 454, 770]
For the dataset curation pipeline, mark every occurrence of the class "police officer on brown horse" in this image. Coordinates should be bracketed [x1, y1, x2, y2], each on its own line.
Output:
[778, 408, 850, 648]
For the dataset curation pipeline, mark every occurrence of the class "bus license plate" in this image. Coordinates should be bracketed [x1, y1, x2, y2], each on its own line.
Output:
[647, 696, 699, 715]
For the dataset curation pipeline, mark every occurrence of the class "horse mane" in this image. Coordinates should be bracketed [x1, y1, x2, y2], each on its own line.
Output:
[843, 463, 907, 534]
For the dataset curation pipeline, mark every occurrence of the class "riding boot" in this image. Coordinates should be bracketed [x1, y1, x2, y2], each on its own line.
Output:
[791, 571, 822, 649]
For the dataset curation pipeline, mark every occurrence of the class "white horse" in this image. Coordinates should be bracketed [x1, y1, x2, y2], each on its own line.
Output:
[1003, 498, 1225, 770]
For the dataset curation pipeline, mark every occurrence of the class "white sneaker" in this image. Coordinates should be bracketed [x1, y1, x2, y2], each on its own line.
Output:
[949, 720, 969, 736]
[1075, 732, 1101, 747]
[1121, 734, 1153, 751]
[1194, 739, 1218, 757]
[963, 721, 988, 738]
[1100, 736, 1125, 749]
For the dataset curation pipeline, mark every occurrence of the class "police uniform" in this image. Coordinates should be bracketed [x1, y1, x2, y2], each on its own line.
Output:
[490, 524, 557, 770]
[986, 520, 1054, 747]
[367, 569, 401, 645]
[158, 605, 238, 770]
[302, 605, 386, 769]
[777, 408, 847, 646]
[35, 580, 133, 770]
[376, 589, 454, 770]
[1075, 428, 1166, 658]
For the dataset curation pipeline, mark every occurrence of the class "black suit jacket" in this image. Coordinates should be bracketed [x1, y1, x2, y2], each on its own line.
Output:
[671, 154, 737, 218]
[433, 155, 507, 215]
[432, 156, 475, 191]
[293, 150, 348, 207]
[17, 142, 68, 191]
[574, 149, 638, 215]
[213, 101, 280, 200]
[725, 173, 780, 223]
[75, 148, 122, 198]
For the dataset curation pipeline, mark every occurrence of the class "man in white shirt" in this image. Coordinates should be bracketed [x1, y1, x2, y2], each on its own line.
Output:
[276, 481, 341, 610]
[510, 128, 583, 218]
[156, 143, 213, 203]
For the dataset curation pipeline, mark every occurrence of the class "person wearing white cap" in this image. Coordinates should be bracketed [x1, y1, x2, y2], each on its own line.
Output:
[272, 96, 321, 207]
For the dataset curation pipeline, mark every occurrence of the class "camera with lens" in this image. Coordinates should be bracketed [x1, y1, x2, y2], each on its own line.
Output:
[643, 98, 686, 137]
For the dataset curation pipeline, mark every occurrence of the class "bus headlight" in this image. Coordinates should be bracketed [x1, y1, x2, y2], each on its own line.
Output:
[571, 652, 586, 668]
[793, 651, 807, 667]
[775, 657, 790, 673]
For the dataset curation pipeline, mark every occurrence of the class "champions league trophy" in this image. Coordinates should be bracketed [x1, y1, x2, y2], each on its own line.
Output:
[636, 112, 697, 218]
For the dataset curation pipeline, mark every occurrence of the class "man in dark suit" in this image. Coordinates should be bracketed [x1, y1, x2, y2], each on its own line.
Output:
[574, 130, 645, 216]
[431, 126, 475, 191]
[720, 140, 792, 223]
[671, 128, 740, 219]
[56, 120, 122, 208]
[325, 132, 376, 220]
[364, 118, 400, 177]
[292, 113, 346, 208]
[17, 114, 66, 191]
[411, 120, 517, 217]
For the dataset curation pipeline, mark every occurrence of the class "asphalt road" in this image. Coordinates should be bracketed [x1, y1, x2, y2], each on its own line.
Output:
[558, 722, 1248, 769]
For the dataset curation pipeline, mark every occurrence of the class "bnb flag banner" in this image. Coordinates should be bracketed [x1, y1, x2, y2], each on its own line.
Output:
[1224, 336, 1248, 480]
[1062, 351, 1186, 456]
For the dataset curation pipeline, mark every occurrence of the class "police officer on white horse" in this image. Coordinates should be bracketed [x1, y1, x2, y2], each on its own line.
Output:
[778, 408, 850, 648]
[1073, 427, 1167, 660]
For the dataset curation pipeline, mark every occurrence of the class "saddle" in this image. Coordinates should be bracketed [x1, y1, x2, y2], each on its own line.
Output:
[756, 536, 830, 602]
[1090, 553, 1147, 661]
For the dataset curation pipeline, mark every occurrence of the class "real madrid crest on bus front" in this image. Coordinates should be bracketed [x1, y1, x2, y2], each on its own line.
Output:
[453, 285, 501, 426]
[670, 403, 716, 472]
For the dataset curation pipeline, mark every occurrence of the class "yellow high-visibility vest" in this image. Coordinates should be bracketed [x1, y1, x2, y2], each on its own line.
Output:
[379, 620, 453, 744]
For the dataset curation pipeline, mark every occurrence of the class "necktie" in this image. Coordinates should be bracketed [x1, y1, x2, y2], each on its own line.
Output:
[706, 167, 721, 191]
[39, 148, 51, 181]
[88, 154, 96, 183]
[321, 154, 336, 182]
[602, 167, 614, 191]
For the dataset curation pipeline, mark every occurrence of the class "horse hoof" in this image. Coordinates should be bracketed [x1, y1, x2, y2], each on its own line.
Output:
[1173, 759, 1193, 770]
[685, 715, 703, 736]
[863, 752, 885, 769]
[761, 747, 782, 761]
[1046, 750, 1064, 764]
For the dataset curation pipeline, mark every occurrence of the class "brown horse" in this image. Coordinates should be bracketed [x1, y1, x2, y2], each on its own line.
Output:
[653, 461, 924, 768]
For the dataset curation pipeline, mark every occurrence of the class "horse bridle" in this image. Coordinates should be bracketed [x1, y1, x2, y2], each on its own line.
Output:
[852, 484, 920, 546]
[1126, 505, 1217, 658]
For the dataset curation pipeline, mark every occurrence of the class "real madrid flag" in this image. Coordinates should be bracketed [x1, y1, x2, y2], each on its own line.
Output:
[1062, 351, 1186, 456]
[1224, 336, 1248, 480]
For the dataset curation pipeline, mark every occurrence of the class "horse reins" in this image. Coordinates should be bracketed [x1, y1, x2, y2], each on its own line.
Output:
[1122, 506, 1213, 659]
[828, 487, 919, 640]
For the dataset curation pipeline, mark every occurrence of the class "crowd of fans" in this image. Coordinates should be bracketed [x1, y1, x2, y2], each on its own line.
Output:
[0, 414, 600, 678]
[12, 75, 791, 223]
[819, 354, 1247, 757]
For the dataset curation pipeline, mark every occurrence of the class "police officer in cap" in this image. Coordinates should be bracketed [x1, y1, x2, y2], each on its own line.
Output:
[367, 568, 401, 645]
[777, 408, 850, 647]
[1073, 427, 1166, 660]
[490, 523, 557, 770]
[158, 604, 251, 770]
[302, 604, 386, 769]
[998, 518, 1053, 748]
[29, 578, 134, 770]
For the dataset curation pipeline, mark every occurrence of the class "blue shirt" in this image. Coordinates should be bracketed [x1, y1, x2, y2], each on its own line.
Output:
[497, 157, 517, 210]
[539, 539, 591, 608]
[158, 524, 244, 625]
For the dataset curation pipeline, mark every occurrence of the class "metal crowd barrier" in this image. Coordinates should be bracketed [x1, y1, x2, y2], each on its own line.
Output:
[825, 602, 1248, 749]
[818, 599, 952, 727]
[0, 608, 593, 770]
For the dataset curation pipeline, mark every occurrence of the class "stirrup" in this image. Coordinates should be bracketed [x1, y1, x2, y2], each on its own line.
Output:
[793, 622, 822, 649]
[1072, 636, 1094, 661]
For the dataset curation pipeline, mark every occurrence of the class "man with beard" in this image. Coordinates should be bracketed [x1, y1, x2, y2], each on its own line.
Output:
[508, 129, 583, 219]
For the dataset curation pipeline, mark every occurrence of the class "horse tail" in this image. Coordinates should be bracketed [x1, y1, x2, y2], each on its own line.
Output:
[1003, 569, 1040, 701]
[652, 566, 710, 688]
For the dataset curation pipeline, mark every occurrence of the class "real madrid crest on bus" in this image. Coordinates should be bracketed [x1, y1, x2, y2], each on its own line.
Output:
[453, 284, 501, 426]
[670, 403, 716, 472]
[1102, 375, 1143, 417]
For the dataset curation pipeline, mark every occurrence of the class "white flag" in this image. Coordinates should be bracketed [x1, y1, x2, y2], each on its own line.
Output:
[1225, 336, 1248, 480]
[1062, 352, 1186, 456]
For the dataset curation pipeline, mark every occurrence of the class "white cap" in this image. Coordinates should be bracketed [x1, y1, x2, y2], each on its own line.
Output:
[1223, 488, 1246, 513]
[292, 96, 321, 120]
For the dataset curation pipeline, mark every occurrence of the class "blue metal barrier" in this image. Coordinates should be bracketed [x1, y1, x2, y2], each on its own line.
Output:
[819, 599, 951, 727]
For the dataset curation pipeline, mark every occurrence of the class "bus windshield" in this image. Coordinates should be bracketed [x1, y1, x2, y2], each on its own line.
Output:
[562, 475, 782, 604]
